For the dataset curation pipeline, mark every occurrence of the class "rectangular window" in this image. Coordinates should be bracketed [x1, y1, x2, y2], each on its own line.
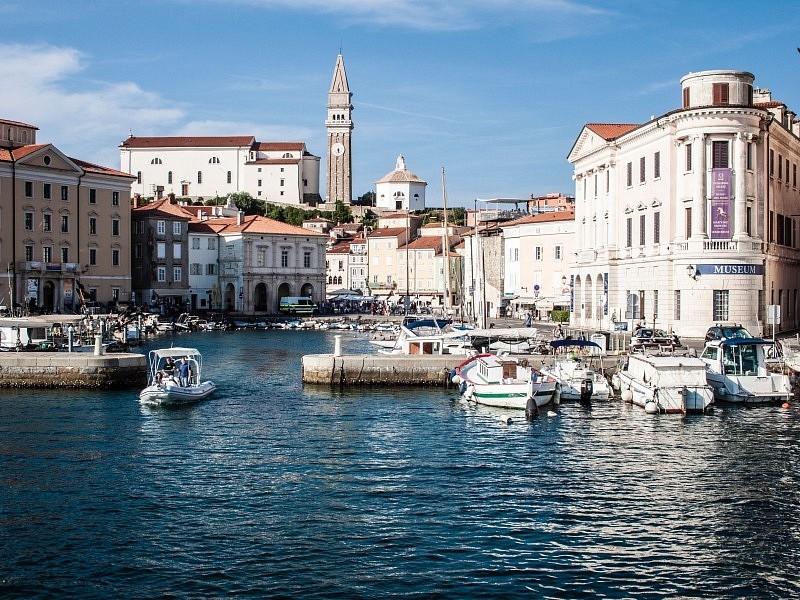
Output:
[24, 181, 33, 197]
[778, 154, 783, 180]
[653, 151, 661, 179]
[157, 242, 166, 259]
[112, 191, 119, 206]
[746, 142, 753, 170]
[157, 267, 166, 282]
[42, 246, 52, 262]
[712, 141, 729, 169]
[157, 220, 165, 235]
[674, 290, 681, 320]
[304, 251, 312, 268]
[257, 248, 266, 267]
[281, 249, 289, 267]
[134, 244, 142, 259]
[25, 245, 33, 261]
[208, 238, 216, 250]
[89, 217, 97, 235]
[535, 246, 542, 261]
[173, 243, 182, 259]
[112, 249, 120, 267]
[794, 164, 797, 188]
[61, 215, 69, 233]
[639, 157, 646, 183]
[554, 245, 562, 260]
[280, 179, 285, 187]
[192, 237, 200, 249]
[89, 189, 97, 204]
[626, 162, 632, 187]
[713, 290, 729, 321]
[786, 159, 790, 186]
[112, 288, 120, 301]
[112, 219, 120, 236]
[61, 247, 69, 263]
[770, 149, 774, 176]
[685, 143, 692, 172]
[24, 212, 33, 231]
[197, 171, 202, 184]
[639, 214, 646, 245]
[258, 179, 262, 187]
[206, 264, 216, 275]
[685, 207, 692, 238]
[654, 211, 661, 244]
[43, 183, 51, 199]
[43, 213, 51, 232]
[173, 221, 181, 235]
[682, 87, 690, 108]
[653, 289, 659, 319]
[173, 267, 182, 282]
[190, 263, 201, 275]
[89, 248, 97, 266]
[746, 206, 752, 236]
[626, 218, 633, 248]
[61, 186, 68, 201]
[712, 82, 729, 105]
[227, 171, 232, 184]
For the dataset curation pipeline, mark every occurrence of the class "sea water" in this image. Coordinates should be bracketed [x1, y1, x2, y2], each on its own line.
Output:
[1, 329, 799, 598]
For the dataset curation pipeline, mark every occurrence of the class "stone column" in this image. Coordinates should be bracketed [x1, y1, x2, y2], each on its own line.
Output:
[733, 132, 749, 239]
[692, 135, 706, 238]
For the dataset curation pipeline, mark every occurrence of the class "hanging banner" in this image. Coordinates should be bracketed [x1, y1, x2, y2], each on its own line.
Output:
[711, 168, 731, 239]
[27, 278, 39, 302]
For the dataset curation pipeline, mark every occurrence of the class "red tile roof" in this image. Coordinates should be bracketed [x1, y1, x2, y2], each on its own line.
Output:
[585, 123, 640, 140]
[252, 142, 306, 152]
[368, 227, 407, 238]
[0, 118, 38, 129]
[219, 214, 326, 236]
[132, 196, 194, 218]
[120, 135, 255, 148]
[502, 209, 576, 227]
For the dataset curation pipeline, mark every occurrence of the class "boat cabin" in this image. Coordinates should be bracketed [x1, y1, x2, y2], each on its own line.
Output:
[477, 355, 518, 384]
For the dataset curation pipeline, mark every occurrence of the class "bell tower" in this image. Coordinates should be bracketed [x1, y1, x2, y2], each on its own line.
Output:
[325, 54, 353, 205]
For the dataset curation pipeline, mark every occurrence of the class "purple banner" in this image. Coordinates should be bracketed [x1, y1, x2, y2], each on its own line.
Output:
[711, 168, 731, 239]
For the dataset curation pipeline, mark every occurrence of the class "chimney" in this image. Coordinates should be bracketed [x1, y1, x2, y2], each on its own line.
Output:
[237, 210, 244, 225]
[132, 194, 141, 208]
[168, 192, 177, 204]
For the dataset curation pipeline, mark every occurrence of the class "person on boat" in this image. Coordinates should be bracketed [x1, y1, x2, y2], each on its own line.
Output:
[163, 357, 177, 379]
[178, 357, 191, 386]
[554, 325, 563, 339]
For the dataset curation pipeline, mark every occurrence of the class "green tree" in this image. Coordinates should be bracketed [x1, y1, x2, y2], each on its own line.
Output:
[230, 192, 266, 215]
[361, 209, 378, 229]
[332, 200, 353, 224]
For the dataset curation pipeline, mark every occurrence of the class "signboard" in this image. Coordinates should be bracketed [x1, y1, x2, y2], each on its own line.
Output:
[711, 168, 731, 239]
[768, 304, 781, 325]
[696, 264, 764, 276]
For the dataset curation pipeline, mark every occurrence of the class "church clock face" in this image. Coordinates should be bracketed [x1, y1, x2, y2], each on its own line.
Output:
[332, 142, 345, 156]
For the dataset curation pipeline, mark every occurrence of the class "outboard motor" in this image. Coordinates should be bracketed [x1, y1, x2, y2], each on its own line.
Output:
[580, 378, 593, 404]
[525, 395, 539, 420]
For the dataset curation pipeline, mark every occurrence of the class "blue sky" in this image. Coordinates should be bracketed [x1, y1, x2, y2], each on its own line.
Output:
[1, 0, 799, 207]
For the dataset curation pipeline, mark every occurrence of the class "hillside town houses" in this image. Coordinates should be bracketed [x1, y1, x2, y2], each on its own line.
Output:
[3, 65, 800, 341]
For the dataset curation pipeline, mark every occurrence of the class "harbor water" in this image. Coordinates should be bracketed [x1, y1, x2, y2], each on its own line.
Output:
[2, 329, 800, 598]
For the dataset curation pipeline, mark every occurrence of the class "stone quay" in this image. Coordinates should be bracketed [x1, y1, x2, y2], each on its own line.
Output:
[0, 352, 147, 389]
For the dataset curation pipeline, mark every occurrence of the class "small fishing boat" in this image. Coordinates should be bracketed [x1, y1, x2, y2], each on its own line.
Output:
[612, 352, 714, 414]
[540, 339, 610, 401]
[139, 347, 217, 406]
[451, 353, 559, 415]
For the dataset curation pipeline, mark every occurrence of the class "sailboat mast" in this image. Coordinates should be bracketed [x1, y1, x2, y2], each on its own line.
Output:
[441, 167, 451, 315]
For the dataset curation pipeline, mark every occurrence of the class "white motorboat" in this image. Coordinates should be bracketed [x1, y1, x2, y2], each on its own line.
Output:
[139, 347, 217, 406]
[699, 337, 792, 404]
[375, 318, 475, 356]
[540, 339, 610, 401]
[612, 353, 714, 414]
[451, 353, 559, 414]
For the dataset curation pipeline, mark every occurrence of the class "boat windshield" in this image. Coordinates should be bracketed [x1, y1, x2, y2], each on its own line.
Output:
[721, 343, 760, 376]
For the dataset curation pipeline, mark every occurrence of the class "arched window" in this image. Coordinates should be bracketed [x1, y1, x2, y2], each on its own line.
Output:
[167, 171, 173, 184]
[137, 171, 142, 184]
[209, 157, 220, 164]
[227, 171, 232, 184]
[197, 171, 203, 184]
[282, 153, 292, 159]
[150, 157, 162, 165]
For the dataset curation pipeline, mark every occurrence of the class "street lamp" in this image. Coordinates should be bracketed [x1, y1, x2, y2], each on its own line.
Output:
[405, 210, 410, 315]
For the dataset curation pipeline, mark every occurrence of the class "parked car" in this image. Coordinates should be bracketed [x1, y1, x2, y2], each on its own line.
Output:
[630, 327, 677, 352]
[704, 323, 752, 343]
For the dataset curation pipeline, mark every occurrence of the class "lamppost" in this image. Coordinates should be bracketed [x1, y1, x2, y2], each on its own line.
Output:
[405, 210, 410, 315]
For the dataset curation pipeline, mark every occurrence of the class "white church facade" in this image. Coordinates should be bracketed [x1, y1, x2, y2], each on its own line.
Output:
[375, 155, 427, 212]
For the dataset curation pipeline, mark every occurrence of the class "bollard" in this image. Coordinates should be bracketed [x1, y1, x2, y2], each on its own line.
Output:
[67, 326, 74, 353]
[94, 334, 103, 356]
[334, 334, 342, 357]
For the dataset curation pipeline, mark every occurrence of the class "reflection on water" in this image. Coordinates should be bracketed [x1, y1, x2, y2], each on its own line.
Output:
[1, 330, 799, 598]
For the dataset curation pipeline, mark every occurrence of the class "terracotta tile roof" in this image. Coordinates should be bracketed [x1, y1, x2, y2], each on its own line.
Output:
[132, 196, 194, 219]
[219, 214, 326, 236]
[120, 135, 255, 148]
[401, 235, 460, 252]
[501, 209, 576, 227]
[0, 144, 134, 178]
[585, 123, 640, 140]
[368, 227, 407, 238]
[755, 101, 786, 108]
[2, 144, 49, 160]
[71, 157, 137, 179]
[188, 220, 222, 233]
[327, 242, 352, 254]
[0, 118, 38, 129]
[252, 142, 305, 152]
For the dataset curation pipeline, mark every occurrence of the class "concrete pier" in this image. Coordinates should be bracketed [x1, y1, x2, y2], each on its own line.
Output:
[0, 352, 147, 389]
[302, 353, 467, 386]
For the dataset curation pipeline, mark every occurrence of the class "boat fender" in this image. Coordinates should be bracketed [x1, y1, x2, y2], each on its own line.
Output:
[520, 358, 529, 367]
[452, 374, 463, 385]
[546, 410, 558, 417]
[499, 414, 512, 425]
[525, 395, 539, 420]
[621, 389, 633, 403]
[644, 401, 659, 414]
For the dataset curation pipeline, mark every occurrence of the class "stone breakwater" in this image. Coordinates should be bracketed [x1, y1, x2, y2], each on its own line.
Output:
[302, 353, 466, 386]
[0, 352, 147, 389]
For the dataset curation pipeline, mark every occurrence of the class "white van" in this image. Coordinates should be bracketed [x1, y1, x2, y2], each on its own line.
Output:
[279, 296, 317, 315]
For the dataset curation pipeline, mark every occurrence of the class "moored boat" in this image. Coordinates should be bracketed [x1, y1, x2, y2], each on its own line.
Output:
[451, 353, 558, 415]
[540, 339, 610, 401]
[699, 337, 792, 404]
[612, 352, 714, 414]
[139, 347, 217, 406]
